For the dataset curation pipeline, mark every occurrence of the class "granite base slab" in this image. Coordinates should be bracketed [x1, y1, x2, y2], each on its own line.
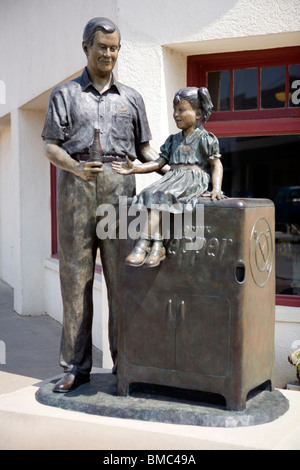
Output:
[35, 372, 289, 428]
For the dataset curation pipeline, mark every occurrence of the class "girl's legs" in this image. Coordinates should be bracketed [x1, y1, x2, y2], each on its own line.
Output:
[143, 240, 166, 268]
[125, 209, 152, 266]
[142, 209, 166, 267]
[147, 207, 161, 241]
[125, 209, 166, 267]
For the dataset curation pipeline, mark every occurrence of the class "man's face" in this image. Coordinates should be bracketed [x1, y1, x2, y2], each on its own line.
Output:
[84, 30, 120, 77]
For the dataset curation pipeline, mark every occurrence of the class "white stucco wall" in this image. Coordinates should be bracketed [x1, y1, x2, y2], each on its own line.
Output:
[0, 0, 117, 115]
[115, 0, 300, 141]
[0, 123, 14, 287]
[0, 0, 299, 382]
[11, 108, 51, 315]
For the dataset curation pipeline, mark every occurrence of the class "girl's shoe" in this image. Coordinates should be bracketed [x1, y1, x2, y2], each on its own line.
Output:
[144, 241, 166, 268]
[125, 239, 151, 267]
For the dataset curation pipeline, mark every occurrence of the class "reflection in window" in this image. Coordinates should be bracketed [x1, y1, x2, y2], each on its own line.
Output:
[218, 135, 300, 296]
[233, 68, 257, 110]
[261, 66, 285, 109]
[289, 64, 300, 107]
[207, 70, 230, 111]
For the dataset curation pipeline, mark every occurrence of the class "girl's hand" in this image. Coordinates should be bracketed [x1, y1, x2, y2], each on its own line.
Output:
[209, 158, 227, 200]
[112, 156, 135, 175]
[211, 189, 227, 200]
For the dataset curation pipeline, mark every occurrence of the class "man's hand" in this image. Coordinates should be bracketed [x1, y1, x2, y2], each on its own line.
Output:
[44, 139, 103, 181]
[74, 161, 103, 181]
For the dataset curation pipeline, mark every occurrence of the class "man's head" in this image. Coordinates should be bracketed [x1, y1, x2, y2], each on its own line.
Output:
[82, 18, 121, 79]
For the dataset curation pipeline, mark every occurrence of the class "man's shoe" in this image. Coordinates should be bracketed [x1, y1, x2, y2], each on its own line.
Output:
[144, 242, 166, 268]
[125, 239, 151, 267]
[53, 372, 90, 393]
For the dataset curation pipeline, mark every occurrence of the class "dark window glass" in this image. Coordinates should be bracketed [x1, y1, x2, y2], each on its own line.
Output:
[233, 68, 257, 110]
[289, 64, 300, 108]
[207, 70, 230, 111]
[218, 135, 300, 296]
[261, 66, 285, 109]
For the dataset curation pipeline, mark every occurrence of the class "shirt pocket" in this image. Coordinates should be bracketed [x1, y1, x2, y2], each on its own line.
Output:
[112, 113, 133, 141]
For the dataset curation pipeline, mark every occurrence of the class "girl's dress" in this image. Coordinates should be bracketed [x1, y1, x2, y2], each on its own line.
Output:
[131, 125, 221, 213]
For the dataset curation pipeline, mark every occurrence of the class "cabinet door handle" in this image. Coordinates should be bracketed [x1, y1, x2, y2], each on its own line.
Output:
[167, 299, 172, 320]
[180, 300, 185, 321]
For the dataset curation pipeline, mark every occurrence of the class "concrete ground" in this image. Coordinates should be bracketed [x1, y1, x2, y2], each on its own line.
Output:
[0, 279, 300, 450]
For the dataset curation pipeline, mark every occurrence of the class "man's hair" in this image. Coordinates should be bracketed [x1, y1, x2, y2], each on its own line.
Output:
[83, 17, 121, 47]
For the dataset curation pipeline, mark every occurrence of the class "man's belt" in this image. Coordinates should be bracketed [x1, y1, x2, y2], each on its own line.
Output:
[71, 153, 127, 163]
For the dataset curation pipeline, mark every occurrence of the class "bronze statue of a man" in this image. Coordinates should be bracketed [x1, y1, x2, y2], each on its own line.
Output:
[42, 17, 158, 392]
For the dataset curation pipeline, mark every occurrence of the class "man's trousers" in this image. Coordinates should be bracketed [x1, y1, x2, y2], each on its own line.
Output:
[56, 164, 135, 375]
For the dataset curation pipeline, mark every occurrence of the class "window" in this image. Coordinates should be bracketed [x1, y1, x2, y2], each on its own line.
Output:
[188, 47, 300, 135]
[188, 47, 300, 306]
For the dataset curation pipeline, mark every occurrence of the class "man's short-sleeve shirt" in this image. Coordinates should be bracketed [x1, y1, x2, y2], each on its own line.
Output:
[42, 67, 152, 160]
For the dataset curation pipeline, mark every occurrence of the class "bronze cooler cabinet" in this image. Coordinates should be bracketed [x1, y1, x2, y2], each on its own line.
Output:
[116, 198, 275, 411]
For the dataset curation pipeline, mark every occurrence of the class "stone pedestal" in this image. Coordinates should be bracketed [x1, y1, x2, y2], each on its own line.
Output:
[35, 371, 289, 428]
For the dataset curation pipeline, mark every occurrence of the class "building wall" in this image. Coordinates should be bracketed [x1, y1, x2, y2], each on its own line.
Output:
[0, 0, 299, 382]
[0, 122, 14, 287]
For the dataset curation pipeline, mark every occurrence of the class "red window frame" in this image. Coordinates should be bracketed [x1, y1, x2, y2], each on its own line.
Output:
[50, 164, 58, 257]
[187, 46, 300, 307]
[187, 46, 300, 136]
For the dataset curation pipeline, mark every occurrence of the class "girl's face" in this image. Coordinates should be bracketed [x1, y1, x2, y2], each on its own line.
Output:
[173, 99, 201, 136]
